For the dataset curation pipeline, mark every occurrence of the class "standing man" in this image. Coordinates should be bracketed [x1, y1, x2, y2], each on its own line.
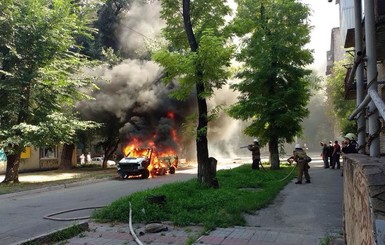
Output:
[79, 153, 85, 165]
[293, 144, 311, 184]
[331, 140, 341, 169]
[342, 133, 358, 154]
[86, 152, 92, 164]
[327, 141, 334, 168]
[320, 142, 329, 168]
[248, 139, 260, 170]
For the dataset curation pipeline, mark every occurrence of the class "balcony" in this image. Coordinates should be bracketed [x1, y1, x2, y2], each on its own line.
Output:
[343, 0, 385, 99]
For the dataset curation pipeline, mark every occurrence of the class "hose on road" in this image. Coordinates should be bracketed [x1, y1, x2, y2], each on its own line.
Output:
[43, 206, 105, 221]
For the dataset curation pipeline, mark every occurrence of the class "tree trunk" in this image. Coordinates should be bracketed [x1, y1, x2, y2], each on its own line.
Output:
[269, 137, 280, 170]
[2, 153, 20, 183]
[182, 0, 212, 186]
[102, 139, 119, 169]
[59, 143, 75, 170]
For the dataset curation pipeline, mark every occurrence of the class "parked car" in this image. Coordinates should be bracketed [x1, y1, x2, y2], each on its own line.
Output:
[91, 157, 116, 166]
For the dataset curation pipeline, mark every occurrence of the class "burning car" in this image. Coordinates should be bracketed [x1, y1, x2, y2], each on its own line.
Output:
[117, 147, 178, 179]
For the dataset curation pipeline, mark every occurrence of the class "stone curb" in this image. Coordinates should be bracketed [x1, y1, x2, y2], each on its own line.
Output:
[12, 221, 89, 245]
[0, 177, 112, 200]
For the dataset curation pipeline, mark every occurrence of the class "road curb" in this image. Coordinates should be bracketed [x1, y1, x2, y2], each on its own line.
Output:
[12, 221, 89, 245]
[0, 177, 112, 200]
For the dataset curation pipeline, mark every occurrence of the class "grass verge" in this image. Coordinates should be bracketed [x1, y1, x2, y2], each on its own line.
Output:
[21, 222, 89, 245]
[93, 164, 295, 230]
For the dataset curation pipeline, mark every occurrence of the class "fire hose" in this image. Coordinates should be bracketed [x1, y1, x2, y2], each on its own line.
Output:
[258, 160, 297, 182]
[43, 206, 105, 221]
[43, 203, 144, 245]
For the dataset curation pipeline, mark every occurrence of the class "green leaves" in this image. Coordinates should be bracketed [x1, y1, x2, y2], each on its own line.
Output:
[152, 29, 233, 100]
[229, 0, 313, 146]
[326, 58, 356, 134]
[0, 0, 98, 152]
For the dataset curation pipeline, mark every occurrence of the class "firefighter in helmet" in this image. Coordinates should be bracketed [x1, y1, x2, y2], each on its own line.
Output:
[293, 143, 311, 184]
[248, 139, 260, 170]
[342, 133, 358, 154]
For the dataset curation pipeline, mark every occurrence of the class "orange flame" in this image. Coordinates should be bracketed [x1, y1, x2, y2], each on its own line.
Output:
[120, 112, 180, 177]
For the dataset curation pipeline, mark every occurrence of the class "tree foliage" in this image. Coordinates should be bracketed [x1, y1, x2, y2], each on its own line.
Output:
[152, 0, 233, 186]
[0, 0, 98, 182]
[325, 58, 356, 135]
[228, 0, 313, 169]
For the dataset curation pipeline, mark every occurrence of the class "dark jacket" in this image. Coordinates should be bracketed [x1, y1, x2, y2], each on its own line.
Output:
[342, 140, 358, 153]
[248, 143, 260, 160]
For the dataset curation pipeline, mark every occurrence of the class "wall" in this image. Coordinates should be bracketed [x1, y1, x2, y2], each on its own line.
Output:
[0, 145, 78, 174]
[343, 154, 385, 244]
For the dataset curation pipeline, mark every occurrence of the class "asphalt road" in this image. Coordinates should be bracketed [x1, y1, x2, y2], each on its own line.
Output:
[0, 155, 318, 245]
[0, 167, 202, 245]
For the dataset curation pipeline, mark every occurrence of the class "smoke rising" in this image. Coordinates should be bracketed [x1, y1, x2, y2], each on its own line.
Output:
[77, 1, 251, 161]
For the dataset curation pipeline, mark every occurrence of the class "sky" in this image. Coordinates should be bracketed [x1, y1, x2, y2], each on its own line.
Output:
[300, 0, 340, 75]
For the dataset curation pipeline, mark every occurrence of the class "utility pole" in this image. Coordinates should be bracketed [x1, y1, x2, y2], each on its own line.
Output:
[354, 0, 365, 153]
[364, 0, 380, 157]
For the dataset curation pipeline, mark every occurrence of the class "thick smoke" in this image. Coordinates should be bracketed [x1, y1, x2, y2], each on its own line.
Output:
[77, 1, 250, 162]
[117, 1, 164, 57]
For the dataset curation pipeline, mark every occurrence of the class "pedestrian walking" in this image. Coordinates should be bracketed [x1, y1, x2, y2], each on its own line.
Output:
[248, 139, 261, 170]
[293, 144, 311, 184]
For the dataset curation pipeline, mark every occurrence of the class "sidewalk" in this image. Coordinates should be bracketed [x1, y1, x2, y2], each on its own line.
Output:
[196, 158, 344, 245]
[43, 158, 344, 245]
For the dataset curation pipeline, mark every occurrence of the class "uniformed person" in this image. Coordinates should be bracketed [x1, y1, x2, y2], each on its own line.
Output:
[293, 144, 311, 184]
[342, 133, 358, 153]
[248, 139, 260, 170]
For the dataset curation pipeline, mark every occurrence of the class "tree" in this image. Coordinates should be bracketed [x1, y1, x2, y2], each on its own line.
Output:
[228, 0, 313, 169]
[326, 59, 356, 135]
[152, 0, 233, 186]
[0, 0, 98, 183]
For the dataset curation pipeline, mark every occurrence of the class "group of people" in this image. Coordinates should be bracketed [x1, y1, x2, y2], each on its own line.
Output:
[321, 133, 358, 169]
[247, 139, 311, 184]
[246, 133, 359, 185]
[320, 140, 341, 169]
[79, 152, 92, 165]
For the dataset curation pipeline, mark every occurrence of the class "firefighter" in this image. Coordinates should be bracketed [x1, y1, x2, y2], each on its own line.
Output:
[247, 139, 260, 170]
[342, 133, 358, 154]
[293, 144, 311, 184]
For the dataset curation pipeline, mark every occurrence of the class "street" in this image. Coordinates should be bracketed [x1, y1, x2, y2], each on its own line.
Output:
[0, 160, 248, 245]
[0, 167, 200, 245]
[0, 156, 310, 245]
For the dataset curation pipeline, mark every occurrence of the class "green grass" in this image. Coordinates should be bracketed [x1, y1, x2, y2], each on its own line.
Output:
[22, 223, 88, 245]
[92, 164, 295, 230]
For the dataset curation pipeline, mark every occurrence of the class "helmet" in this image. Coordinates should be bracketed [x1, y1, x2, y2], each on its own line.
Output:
[295, 143, 301, 149]
[253, 139, 258, 143]
[344, 133, 357, 141]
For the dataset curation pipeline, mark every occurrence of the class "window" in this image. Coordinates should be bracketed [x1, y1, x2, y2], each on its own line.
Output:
[40, 147, 57, 159]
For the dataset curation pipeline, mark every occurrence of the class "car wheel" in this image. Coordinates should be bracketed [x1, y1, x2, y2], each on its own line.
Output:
[159, 168, 166, 176]
[169, 166, 176, 174]
[141, 169, 150, 179]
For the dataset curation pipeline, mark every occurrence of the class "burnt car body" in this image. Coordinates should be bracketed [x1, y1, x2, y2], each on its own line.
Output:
[117, 148, 152, 179]
[117, 147, 178, 179]
[153, 155, 178, 176]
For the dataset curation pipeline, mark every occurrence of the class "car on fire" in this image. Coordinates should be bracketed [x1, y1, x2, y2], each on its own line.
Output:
[117, 147, 178, 179]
